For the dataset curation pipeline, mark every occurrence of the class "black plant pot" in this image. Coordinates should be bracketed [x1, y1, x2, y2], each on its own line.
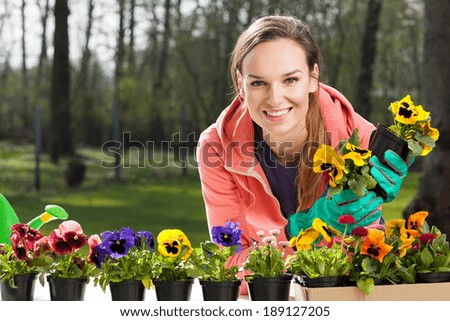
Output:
[373, 278, 391, 286]
[368, 123, 410, 200]
[1, 274, 37, 301]
[200, 280, 242, 301]
[296, 275, 345, 288]
[109, 279, 146, 301]
[152, 278, 194, 301]
[246, 274, 292, 301]
[416, 272, 450, 283]
[47, 276, 87, 301]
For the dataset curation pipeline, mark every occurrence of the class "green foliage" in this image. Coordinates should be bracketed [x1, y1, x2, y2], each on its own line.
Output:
[151, 244, 191, 282]
[407, 234, 450, 273]
[0, 245, 41, 287]
[96, 249, 153, 292]
[189, 241, 239, 282]
[40, 253, 96, 281]
[244, 235, 287, 279]
[289, 244, 351, 279]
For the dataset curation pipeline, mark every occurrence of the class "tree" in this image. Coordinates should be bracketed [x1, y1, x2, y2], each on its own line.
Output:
[50, 0, 73, 163]
[405, 0, 450, 235]
[354, 0, 382, 119]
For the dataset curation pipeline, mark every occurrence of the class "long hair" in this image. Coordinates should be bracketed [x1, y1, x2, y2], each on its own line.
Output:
[230, 16, 328, 210]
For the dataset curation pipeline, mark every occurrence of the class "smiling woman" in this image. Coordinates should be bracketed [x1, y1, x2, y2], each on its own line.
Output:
[196, 16, 413, 294]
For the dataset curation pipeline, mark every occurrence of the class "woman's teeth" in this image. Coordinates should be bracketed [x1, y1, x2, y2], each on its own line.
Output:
[265, 109, 290, 117]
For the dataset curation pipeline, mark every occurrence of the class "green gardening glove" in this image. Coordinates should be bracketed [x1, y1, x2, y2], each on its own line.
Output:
[369, 150, 412, 203]
[288, 189, 382, 236]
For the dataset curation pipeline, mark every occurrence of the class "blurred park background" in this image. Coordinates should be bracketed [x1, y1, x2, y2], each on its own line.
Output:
[0, 0, 449, 243]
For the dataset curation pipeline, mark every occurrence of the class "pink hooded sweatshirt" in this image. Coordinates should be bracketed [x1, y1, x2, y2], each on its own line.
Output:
[197, 84, 375, 289]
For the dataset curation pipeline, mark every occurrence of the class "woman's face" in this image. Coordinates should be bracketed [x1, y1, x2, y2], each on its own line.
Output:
[238, 38, 318, 140]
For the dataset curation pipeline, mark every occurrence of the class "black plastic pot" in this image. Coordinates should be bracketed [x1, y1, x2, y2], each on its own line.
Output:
[47, 276, 87, 301]
[369, 123, 410, 164]
[152, 278, 194, 301]
[416, 272, 450, 283]
[1, 274, 37, 301]
[199, 280, 242, 301]
[296, 275, 345, 288]
[246, 274, 292, 301]
[109, 279, 146, 301]
[368, 123, 410, 199]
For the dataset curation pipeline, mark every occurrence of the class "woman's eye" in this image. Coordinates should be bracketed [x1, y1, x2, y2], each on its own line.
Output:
[250, 81, 265, 87]
[285, 77, 298, 84]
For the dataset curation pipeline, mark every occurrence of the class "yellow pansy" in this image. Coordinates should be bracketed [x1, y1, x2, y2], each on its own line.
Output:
[313, 145, 347, 187]
[289, 228, 320, 251]
[157, 229, 193, 260]
[312, 218, 341, 243]
[385, 219, 406, 238]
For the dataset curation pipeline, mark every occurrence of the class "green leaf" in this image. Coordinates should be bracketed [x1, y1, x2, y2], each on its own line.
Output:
[407, 139, 423, 156]
[357, 277, 374, 295]
[348, 176, 366, 197]
[414, 132, 436, 147]
[348, 128, 361, 146]
[419, 247, 434, 269]
[365, 174, 378, 190]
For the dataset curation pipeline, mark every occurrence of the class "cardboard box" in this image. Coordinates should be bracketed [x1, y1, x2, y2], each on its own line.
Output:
[294, 282, 450, 301]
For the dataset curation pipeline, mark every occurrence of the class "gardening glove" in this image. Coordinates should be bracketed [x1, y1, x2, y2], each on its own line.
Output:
[288, 189, 382, 236]
[369, 150, 413, 203]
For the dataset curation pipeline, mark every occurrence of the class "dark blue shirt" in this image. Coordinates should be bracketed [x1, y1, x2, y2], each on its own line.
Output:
[253, 123, 298, 219]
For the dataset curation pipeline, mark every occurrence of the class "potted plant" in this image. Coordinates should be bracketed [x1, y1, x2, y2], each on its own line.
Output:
[37, 220, 95, 301]
[0, 224, 43, 301]
[290, 243, 351, 288]
[369, 94, 439, 163]
[151, 228, 194, 301]
[288, 217, 351, 290]
[400, 211, 450, 283]
[190, 222, 242, 301]
[313, 129, 377, 200]
[89, 227, 154, 301]
[243, 229, 292, 301]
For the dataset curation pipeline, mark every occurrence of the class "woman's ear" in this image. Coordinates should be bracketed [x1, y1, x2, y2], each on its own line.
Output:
[236, 70, 245, 99]
[309, 63, 319, 93]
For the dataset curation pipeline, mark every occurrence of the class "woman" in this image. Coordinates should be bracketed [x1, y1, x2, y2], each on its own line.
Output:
[197, 16, 407, 269]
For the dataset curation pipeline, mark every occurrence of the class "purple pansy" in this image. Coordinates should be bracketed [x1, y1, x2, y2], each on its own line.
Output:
[135, 230, 154, 250]
[211, 222, 243, 253]
[100, 227, 136, 259]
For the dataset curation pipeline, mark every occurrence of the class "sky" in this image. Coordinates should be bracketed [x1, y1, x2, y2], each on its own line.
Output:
[0, 0, 157, 73]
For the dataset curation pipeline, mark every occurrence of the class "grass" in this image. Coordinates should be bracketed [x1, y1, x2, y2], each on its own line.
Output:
[0, 141, 419, 246]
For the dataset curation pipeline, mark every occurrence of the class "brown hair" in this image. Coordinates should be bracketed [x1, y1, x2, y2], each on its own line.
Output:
[230, 16, 328, 211]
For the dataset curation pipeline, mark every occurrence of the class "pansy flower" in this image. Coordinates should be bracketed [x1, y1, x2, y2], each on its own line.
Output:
[397, 233, 415, 258]
[289, 228, 320, 251]
[418, 121, 440, 156]
[48, 229, 74, 255]
[100, 228, 136, 259]
[157, 229, 192, 260]
[10, 223, 43, 251]
[312, 218, 341, 243]
[390, 95, 430, 125]
[343, 143, 372, 166]
[313, 145, 348, 187]
[134, 230, 154, 250]
[211, 222, 242, 253]
[407, 211, 429, 232]
[87, 234, 107, 268]
[361, 229, 393, 263]
[55, 220, 88, 251]
[385, 219, 406, 238]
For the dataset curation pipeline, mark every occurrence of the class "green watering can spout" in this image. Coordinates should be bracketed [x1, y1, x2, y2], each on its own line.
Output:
[0, 193, 69, 245]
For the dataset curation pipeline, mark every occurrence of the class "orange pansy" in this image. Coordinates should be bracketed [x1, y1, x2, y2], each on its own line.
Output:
[385, 219, 406, 238]
[360, 229, 393, 263]
[407, 211, 429, 231]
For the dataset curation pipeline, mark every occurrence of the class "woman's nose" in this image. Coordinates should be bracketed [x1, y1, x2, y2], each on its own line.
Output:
[266, 83, 284, 107]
